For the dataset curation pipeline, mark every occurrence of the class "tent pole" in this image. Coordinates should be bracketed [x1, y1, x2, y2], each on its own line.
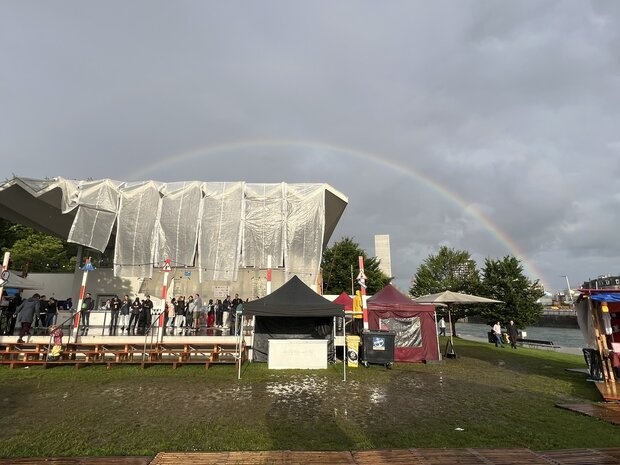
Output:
[343, 313, 347, 382]
[434, 309, 442, 361]
[447, 305, 457, 358]
[237, 315, 243, 380]
[249, 315, 256, 363]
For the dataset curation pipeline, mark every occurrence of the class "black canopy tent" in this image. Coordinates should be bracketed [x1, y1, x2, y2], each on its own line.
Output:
[243, 275, 345, 363]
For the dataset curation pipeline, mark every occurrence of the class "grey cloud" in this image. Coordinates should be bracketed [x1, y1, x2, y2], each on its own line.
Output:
[2, 1, 620, 291]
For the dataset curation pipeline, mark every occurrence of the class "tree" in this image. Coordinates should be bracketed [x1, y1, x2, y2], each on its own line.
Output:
[0, 220, 77, 273]
[479, 256, 544, 329]
[321, 237, 392, 294]
[410, 246, 481, 334]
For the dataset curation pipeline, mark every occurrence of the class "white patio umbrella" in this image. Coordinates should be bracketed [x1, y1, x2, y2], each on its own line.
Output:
[412, 291, 502, 357]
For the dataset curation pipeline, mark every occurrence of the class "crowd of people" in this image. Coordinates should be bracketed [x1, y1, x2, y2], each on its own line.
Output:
[0, 291, 72, 342]
[94, 292, 247, 336]
[0, 289, 251, 340]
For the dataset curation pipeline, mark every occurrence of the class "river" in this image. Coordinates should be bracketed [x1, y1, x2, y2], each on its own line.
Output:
[453, 322, 585, 355]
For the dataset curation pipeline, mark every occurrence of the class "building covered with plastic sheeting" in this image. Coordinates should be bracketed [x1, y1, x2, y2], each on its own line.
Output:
[0, 177, 347, 300]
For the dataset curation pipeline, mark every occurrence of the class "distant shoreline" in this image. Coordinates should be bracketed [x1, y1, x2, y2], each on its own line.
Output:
[456, 333, 583, 355]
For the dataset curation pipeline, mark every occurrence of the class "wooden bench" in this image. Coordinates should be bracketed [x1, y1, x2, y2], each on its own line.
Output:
[516, 338, 560, 349]
[1, 340, 246, 369]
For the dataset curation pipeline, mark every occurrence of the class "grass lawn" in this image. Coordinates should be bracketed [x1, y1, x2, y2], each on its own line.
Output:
[0, 337, 617, 458]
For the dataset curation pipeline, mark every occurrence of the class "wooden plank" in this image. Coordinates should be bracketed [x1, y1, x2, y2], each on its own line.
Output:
[540, 448, 619, 464]
[595, 382, 620, 401]
[0, 457, 151, 465]
[557, 403, 620, 426]
[354, 449, 423, 464]
[3, 449, 620, 465]
[472, 448, 554, 464]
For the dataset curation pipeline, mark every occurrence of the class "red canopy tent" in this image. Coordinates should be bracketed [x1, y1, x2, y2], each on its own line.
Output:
[367, 284, 440, 363]
[333, 291, 353, 311]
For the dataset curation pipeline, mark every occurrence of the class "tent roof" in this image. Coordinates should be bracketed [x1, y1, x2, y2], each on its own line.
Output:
[368, 283, 435, 312]
[412, 290, 501, 305]
[3, 271, 43, 291]
[369, 284, 414, 305]
[333, 291, 353, 310]
[243, 275, 344, 317]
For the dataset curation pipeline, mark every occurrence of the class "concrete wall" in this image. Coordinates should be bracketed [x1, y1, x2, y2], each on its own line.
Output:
[19, 267, 322, 310]
[67, 266, 315, 310]
[21, 273, 74, 300]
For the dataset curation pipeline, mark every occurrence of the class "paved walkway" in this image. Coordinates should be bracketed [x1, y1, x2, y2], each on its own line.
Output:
[4, 448, 620, 465]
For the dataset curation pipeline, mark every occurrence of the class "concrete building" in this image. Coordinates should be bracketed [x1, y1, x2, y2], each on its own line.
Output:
[374, 234, 392, 278]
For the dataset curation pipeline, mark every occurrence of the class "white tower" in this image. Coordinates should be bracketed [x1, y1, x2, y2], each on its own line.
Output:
[374, 234, 392, 278]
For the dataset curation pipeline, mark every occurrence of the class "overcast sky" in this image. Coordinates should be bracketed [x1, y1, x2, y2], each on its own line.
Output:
[2, 1, 619, 293]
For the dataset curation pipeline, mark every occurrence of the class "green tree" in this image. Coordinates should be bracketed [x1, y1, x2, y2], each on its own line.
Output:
[0, 218, 20, 250]
[479, 255, 544, 328]
[410, 246, 481, 334]
[0, 220, 77, 273]
[321, 237, 391, 294]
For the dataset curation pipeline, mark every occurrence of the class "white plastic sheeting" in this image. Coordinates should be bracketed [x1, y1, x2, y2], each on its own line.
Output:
[198, 182, 244, 282]
[0, 177, 347, 285]
[285, 185, 325, 282]
[155, 182, 202, 267]
[114, 182, 161, 278]
[243, 183, 285, 268]
[68, 179, 121, 252]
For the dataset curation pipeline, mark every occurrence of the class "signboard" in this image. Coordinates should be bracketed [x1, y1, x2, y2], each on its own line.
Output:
[0, 270, 9, 287]
[213, 285, 229, 300]
[372, 336, 386, 351]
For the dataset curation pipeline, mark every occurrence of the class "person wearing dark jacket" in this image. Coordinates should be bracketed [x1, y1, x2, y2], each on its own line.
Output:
[508, 320, 519, 349]
[7, 293, 21, 335]
[138, 295, 153, 335]
[129, 297, 141, 335]
[109, 295, 122, 335]
[15, 294, 41, 343]
[45, 297, 58, 328]
[119, 295, 131, 334]
[80, 293, 94, 336]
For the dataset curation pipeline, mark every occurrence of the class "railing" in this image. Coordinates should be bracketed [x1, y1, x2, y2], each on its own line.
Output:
[142, 311, 163, 363]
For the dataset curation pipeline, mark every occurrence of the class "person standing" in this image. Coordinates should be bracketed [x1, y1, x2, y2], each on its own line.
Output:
[215, 299, 223, 327]
[138, 295, 154, 335]
[185, 295, 194, 332]
[222, 295, 232, 330]
[166, 298, 176, 335]
[0, 291, 10, 335]
[129, 297, 141, 335]
[80, 293, 94, 336]
[119, 295, 131, 334]
[37, 295, 48, 332]
[206, 299, 215, 328]
[45, 297, 58, 328]
[439, 317, 446, 336]
[7, 293, 21, 335]
[352, 290, 363, 336]
[14, 293, 41, 343]
[492, 321, 504, 348]
[174, 296, 185, 334]
[192, 294, 203, 333]
[231, 294, 242, 336]
[507, 320, 519, 349]
[109, 295, 122, 335]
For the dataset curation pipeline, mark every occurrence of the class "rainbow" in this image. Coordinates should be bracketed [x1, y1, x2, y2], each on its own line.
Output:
[124, 138, 548, 289]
